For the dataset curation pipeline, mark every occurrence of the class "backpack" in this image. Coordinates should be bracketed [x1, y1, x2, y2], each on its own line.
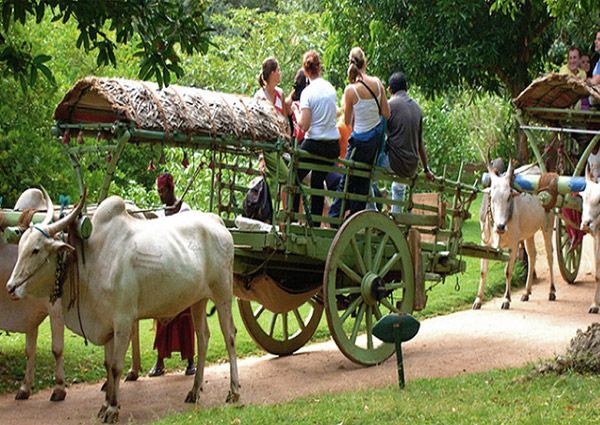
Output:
[242, 177, 273, 223]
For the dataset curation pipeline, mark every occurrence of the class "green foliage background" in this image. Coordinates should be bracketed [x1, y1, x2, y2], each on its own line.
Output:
[0, 4, 516, 207]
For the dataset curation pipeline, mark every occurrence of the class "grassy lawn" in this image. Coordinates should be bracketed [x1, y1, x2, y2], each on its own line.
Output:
[0, 196, 519, 396]
[154, 367, 600, 425]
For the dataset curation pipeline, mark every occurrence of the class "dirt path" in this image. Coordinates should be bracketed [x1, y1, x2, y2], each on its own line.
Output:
[1, 235, 599, 424]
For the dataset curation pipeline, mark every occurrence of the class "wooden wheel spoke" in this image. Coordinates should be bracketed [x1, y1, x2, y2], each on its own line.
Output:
[335, 286, 361, 295]
[340, 296, 363, 324]
[384, 281, 405, 291]
[364, 227, 373, 271]
[366, 305, 373, 350]
[373, 305, 383, 320]
[268, 313, 278, 337]
[379, 253, 402, 277]
[380, 297, 401, 314]
[293, 308, 306, 330]
[351, 236, 367, 276]
[372, 234, 390, 274]
[350, 303, 366, 344]
[282, 313, 289, 340]
[338, 261, 363, 284]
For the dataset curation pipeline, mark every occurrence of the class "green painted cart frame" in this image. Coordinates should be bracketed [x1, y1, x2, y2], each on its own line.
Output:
[46, 79, 508, 366]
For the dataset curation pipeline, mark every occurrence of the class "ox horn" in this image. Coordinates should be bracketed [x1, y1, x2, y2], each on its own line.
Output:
[40, 186, 54, 226]
[46, 188, 87, 236]
[585, 163, 593, 182]
[507, 158, 514, 181]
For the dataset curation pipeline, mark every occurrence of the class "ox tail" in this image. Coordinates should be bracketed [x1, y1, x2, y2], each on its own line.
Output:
[207, 304, 217, 317]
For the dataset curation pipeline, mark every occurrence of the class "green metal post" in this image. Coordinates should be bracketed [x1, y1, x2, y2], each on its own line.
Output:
[97, 129, 131, 203]
[516, 112, 547, 173]
[574, 134, 600, 177]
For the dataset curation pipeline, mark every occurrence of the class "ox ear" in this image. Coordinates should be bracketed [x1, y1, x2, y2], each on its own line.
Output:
[510, 191, 520, 198]
[47, 238, 75, 254]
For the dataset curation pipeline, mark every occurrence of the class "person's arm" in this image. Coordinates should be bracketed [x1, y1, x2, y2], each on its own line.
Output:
[280, 88, 290, 117]
[418, 117, 434, 181]
[592, 74, 600, 85]
[343, 86, 354, 127]
[378, 80, 391, 120]
[299, 107, 312, 132]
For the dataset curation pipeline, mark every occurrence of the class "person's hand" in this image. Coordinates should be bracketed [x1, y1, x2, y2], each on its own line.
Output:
[424, 169, 435, 182]
[258, 154, 266, 175]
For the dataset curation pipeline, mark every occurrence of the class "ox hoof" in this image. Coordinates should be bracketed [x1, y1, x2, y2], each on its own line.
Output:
[501, 302, 510, 310]
[226, 391, 240, 404]
[185, 390, 197, 404]
[521, 294, 529, 302]
[97, 405, 108, 418]
[472, 302, 482, 310]
[50, 388, 66, 402]
[125, 371, 139, 382]
[549, 293, 556, 302]
[589, 306, 599, 314]
[100, 408, 119, 424]
[15, 389, 30, 400]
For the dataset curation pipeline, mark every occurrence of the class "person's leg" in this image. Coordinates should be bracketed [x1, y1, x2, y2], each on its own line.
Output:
[149, 321, 167, 377]
[391, 181, 406, 214]
[329, 144, 355, 221]
[309, 166, 327, 227]
[348, 139, 379, 215]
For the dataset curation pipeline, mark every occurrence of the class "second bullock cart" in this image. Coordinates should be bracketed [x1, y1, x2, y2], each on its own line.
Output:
[503, 74, 600, 284]
[30, 77, 509, 366]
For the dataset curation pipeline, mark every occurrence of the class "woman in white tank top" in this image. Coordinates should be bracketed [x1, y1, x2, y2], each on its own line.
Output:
[331, 47, 390, 218]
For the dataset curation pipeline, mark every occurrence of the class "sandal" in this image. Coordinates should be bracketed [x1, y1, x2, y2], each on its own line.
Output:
[148, 366, 165, 377]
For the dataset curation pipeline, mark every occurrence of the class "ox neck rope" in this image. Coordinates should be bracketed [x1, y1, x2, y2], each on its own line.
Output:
[33, 225, 89, 346]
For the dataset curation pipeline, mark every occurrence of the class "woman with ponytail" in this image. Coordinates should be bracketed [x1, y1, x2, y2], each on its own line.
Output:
[254, 57, 288, 116]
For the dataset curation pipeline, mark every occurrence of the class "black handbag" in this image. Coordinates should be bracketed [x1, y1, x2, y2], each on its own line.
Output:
[242, 177, 273, 223]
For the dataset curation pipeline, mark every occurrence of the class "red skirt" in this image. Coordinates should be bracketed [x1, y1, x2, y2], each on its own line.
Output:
[153, 308, 195, 360]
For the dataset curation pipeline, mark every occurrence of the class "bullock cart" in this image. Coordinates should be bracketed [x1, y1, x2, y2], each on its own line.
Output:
[510, 73, 600, 283]
[41, 77, 507, 366]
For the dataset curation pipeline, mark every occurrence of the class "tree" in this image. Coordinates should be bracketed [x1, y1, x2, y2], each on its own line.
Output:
[0, 0, 212, 91]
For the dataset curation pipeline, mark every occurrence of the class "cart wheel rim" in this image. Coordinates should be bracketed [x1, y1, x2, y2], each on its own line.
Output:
[324, 210, 414, 366]
[238, 295, 324, 356]
[556, 212, 582, 284]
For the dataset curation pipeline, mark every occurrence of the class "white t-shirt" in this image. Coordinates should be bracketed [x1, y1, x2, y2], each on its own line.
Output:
[157, 201, 191, 217]
[299, 77, 340, 140]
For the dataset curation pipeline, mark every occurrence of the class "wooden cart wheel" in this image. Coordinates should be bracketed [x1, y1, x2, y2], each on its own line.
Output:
[324, 210, 415, 366]
[237, 295, 324, 356]
[555, 211, 582, 284]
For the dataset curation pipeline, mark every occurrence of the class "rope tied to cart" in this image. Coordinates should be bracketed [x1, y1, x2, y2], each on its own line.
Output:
[536, 172, 560, 211]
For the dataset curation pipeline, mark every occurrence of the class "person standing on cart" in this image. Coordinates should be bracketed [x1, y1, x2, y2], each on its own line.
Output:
[591, 30, 600, 86]
[148, 172, 196, 377]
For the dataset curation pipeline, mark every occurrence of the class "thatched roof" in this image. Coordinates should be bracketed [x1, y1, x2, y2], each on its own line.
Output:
[54, 77, 290, 142]
[513, 73, 600, 110]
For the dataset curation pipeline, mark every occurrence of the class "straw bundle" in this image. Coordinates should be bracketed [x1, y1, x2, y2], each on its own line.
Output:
[54, 77, 290, 142]
[513, 73, 600, 110]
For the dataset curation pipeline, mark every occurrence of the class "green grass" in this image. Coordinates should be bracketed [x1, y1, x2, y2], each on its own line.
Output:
[154, 367, 600, 425]
[0, 195, 520, 396]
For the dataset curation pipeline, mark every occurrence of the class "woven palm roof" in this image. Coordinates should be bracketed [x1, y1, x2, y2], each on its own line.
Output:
[54, 76, 290, 142]
[513, 73, 600, 110]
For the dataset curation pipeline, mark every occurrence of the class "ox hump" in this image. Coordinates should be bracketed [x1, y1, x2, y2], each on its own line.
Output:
[93, 196, 129, 225]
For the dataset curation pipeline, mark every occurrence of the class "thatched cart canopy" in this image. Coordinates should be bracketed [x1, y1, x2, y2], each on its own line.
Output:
[54, 77, 290, 142]
[513, 73, 600, 118]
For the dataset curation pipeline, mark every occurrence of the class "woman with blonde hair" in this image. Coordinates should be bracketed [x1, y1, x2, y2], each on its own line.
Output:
[329, 47, 390, 220]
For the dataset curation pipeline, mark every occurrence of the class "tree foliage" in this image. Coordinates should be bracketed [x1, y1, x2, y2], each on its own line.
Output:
[0, 0, 212, 91]
[323, 0, 560, 98]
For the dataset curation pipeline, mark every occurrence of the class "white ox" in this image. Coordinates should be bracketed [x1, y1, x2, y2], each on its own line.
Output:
[578, 167, 600, 313]
[474, 161, 556, 310]
[6, 192, 239, 423]
[1, 189, 65, 401]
